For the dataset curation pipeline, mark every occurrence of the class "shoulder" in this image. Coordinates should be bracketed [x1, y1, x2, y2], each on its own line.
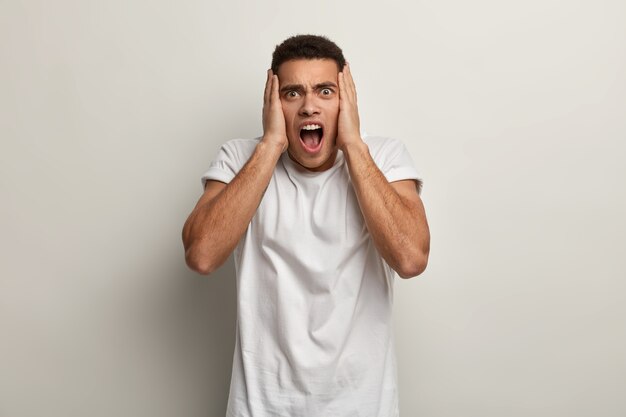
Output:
[363, 135, 408, 160]
[362, 135, 421, 186]
[200, 137, 261, 187]
[211, 137, 261, 168]
[217, 137, 261, 160]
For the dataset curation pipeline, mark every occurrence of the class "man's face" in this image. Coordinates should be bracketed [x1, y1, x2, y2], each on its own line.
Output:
[277, 58, 340, 172]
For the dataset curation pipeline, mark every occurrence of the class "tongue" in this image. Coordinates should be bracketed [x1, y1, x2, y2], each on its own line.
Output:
[301, 129, 322, 148]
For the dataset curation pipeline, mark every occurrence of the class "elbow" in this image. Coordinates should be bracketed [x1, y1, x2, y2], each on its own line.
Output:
[184, 247, 219, 276]
[396, 250, 429, 279]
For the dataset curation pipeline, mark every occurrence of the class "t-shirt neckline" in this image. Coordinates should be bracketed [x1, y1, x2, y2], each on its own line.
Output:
[281, 149, 345, 177]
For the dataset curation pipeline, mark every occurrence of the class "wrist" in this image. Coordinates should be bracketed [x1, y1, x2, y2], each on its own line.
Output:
[340, 138, 368, 155]
[261, 134, 288, 153]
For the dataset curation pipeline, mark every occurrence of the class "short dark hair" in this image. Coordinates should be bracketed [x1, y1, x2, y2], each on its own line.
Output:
[271, 34, 346, 74]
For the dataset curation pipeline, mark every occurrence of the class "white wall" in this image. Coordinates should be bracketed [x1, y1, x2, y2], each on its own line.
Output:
[1, 0, 624, 416]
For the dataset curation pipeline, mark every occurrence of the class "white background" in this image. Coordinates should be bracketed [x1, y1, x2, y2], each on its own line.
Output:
[1, 0, 625, 416]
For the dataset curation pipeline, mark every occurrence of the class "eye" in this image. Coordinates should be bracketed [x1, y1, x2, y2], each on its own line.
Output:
[321, 88, 332, 96]
[286, 91, 300, 98]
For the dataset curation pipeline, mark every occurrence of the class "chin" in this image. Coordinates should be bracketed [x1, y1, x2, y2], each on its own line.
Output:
[289, 146, 337, 172]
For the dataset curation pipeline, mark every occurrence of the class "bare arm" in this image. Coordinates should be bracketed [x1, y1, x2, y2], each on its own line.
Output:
[182, 71, 288, 275]
[337, 64, 430, 278]
[343, 142, 430, 278]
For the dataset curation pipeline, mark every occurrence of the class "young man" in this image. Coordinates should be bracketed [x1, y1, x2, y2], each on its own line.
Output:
[182, 35, 430, 417]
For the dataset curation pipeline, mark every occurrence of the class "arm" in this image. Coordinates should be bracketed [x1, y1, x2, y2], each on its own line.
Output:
[343, 143, 430, 278]
[182, 70, 288, 275]
[337, 65, 430, 278]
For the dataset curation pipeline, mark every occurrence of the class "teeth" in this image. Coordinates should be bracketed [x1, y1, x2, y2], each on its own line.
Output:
[302, 124, 322, 130]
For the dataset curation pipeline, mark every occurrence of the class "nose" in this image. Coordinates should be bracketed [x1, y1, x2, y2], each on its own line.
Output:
[298, 94, 320, 117]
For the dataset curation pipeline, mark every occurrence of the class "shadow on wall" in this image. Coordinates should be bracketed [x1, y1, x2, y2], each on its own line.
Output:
[160, 255, 238, 416]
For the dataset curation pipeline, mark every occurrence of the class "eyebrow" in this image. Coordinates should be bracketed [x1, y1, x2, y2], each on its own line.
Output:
[279, 82, 338, 94]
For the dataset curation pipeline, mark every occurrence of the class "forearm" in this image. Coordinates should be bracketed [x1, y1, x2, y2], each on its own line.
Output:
[343, 142, 429, 278]
[183, 140, 283, 274]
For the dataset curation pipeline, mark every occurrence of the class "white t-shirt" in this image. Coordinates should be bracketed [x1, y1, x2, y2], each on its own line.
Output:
[201, 136, 421, 417]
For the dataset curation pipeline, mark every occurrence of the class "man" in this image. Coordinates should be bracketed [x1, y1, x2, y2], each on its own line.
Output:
[182, 35, 430, 417]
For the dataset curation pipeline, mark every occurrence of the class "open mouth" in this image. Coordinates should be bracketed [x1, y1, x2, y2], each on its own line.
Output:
[299, 124, 324, 153]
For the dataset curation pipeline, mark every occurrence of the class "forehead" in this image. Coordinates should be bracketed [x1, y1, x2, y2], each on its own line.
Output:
[276, 59, 339, 84]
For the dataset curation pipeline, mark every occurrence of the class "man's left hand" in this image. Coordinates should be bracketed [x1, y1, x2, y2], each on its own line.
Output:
[336, 64, 363, 151]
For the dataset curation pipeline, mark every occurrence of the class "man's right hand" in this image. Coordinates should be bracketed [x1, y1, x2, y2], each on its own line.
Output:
[262, 69, 288, 153]
[183, 70, 288, 275]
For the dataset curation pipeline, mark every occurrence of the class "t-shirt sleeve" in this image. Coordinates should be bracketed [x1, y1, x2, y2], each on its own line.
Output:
[370, 137, 423, 188]
[200, 139, 257, 189]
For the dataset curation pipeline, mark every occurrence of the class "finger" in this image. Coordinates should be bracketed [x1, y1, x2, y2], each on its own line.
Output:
[344, 64, 357, 101]
[264, 69, 272, 104]
[340, 64, 353, 102]
[338, 71, 347, 105]
[271, 74, 280, 104]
